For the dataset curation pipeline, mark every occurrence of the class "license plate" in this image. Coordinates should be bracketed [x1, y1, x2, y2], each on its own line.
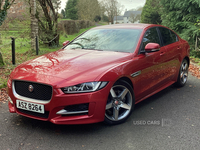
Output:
[16, 100, 45, 114]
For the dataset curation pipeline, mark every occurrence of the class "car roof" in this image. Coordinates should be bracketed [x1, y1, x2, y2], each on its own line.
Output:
[93, 23, 160, 30]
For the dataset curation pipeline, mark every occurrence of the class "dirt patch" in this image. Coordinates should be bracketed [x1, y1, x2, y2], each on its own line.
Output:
[0, 88, 8, 103]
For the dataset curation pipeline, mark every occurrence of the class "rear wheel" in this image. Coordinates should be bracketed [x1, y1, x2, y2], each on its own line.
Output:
[104, 80, 135, 125]
[174, 59, 189, 87]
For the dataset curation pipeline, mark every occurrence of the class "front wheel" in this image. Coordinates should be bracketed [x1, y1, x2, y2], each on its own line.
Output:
[174, 59, 189, 87]
[104, 80, 135, 125]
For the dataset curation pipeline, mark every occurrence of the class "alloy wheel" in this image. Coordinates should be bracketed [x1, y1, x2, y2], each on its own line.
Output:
[105, 83, 133, 122]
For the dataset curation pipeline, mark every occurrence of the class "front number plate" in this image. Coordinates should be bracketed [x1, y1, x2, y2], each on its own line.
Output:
[16, 100, 45, 114]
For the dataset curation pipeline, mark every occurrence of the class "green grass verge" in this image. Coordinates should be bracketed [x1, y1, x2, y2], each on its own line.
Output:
[98, 21, 109, 25]
[0, 26, 95, 89]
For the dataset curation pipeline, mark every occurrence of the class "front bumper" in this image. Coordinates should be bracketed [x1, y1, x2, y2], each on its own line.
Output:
[8, 82, 112, 125]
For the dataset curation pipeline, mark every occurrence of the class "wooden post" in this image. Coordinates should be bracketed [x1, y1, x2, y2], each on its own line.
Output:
[11, 37, 15, 65]
[36, 36, 39, 55]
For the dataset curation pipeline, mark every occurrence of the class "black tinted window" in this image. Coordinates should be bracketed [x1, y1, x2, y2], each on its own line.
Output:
[170, 30, 178, 43]
[159, 27, 174, 46]
[141, 28, 160, 50]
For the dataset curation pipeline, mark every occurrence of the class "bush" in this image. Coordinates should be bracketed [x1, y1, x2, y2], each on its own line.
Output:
[190, 49, 200, 59]
[94, 15, 101, 22]
[58, 20, 94, 35]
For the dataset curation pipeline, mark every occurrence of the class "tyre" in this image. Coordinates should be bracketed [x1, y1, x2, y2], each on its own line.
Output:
[104, 80, 135, 125]
[174, 59, 189, 87]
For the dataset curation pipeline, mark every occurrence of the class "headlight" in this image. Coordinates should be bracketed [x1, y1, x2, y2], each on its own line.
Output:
[61, 82, 108, 94]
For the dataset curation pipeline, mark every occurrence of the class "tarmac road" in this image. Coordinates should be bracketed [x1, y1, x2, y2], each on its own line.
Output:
[0, 73, 200, 150]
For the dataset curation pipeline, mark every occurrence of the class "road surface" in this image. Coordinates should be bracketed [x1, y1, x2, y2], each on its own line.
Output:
[0, 73, 200, 150]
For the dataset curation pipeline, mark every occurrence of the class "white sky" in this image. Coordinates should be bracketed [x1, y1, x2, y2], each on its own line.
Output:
[60, 0, 146, 13]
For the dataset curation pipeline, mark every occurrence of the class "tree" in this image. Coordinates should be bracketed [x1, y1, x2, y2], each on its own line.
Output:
[35, 0, 61, 45]
[0, 0, 15, 26]
[140, 0, 161, 24]
[160, 0, 200, 49]
[129, 13, 141, 23]
[65, 0, 78, 20]
[77, 0, 100, 21]
[0, 51, 4, 67]
[135, 6, 143, 11]
[128, 7, 143, 23]
[30, 0, 38, 51]
[101, 0, 124, 24]
[94, 15, 101, 22]
[61, 9, 66, 19]
[102, 15, 109, 22]
[129, 6, 143, 11]
[0, 0, 15, 67]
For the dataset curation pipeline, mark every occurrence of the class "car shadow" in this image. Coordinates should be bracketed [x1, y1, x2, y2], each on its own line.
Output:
[133, 85, 175, 111]
[10, 85, 179, 134]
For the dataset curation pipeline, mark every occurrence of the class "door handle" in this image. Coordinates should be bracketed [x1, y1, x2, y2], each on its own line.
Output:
[160, 52, 165, 56]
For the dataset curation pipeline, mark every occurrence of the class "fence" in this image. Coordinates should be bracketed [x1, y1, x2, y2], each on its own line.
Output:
[0, 36, 39, 65]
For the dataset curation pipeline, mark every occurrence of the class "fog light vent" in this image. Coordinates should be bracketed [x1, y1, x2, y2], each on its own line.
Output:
[64, 103, 89, 112]
[56, 103, 89, 116]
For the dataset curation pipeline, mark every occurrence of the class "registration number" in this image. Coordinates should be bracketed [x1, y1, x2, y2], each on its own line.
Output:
[16, 100, 44, 114]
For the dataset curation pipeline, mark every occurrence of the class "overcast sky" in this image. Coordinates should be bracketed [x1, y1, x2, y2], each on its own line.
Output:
[60, 0, 146, 13]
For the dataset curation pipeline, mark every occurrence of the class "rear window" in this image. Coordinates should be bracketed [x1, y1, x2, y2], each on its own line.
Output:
[170, 30, 179, 43]
[159, 27, 174, 46]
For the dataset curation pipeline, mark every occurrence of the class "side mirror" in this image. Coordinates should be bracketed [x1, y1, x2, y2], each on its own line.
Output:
[63, 41, 70, 46]
[145, 43, 161, 53]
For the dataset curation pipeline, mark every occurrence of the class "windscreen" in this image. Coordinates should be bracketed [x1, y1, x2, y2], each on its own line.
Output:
[65, 29, 142, 53]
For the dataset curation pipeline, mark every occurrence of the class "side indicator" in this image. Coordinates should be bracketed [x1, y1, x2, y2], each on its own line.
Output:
[131, 71, 141, 78]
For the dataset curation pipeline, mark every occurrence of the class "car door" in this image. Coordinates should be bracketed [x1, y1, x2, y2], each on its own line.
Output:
[133, 27, 165, 101]
[157, 27, 181, 84]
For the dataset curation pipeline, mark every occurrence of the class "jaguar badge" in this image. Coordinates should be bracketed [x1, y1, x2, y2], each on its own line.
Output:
[28, 85, 34, 92]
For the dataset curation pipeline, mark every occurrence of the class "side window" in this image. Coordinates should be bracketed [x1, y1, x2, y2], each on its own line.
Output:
[159, 27, 174, 46]
[141, 28, 160, 50]
[170, 30, 179, 43]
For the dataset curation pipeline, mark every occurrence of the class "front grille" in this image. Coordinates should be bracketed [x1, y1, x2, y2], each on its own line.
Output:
[14, 80, 52, 101]
[18, 109, 49, 119]
[64, 103, 89, 112]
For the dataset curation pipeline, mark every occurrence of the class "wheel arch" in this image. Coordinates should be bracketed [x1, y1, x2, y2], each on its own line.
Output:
[184, 56, 190, 66]
[115, 76, 134, 90]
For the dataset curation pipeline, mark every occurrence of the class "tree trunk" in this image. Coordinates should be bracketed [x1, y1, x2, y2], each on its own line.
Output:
[0, 51, 4, 67]
[30, 0, 38, 51]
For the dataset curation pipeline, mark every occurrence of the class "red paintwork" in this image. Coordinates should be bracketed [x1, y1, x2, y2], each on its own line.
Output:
[7, 24, 190, 124]
[63, 40, 70, 46]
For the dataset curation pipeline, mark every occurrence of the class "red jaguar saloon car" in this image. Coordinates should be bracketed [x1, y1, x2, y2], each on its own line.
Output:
[7, 24, 190, 125]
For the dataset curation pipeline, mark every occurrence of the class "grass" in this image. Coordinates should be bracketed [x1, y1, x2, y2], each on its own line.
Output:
[58, 18, 71, 22]
[98, 21, 109, 25]
[0, 26, 95, 89]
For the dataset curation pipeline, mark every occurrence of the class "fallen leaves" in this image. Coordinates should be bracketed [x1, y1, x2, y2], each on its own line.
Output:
[0, 88, 8, 103]
[189, 63, 200, 79]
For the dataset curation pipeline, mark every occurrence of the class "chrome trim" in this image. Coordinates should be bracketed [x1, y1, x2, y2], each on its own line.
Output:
[8, 96, 13, 104]
[28, 85, 34, 92]
[131, 71, 141, 78]
[151, 48, 160, 52]
[56, 109, 88, 115]
[12, 80, 52, 104]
